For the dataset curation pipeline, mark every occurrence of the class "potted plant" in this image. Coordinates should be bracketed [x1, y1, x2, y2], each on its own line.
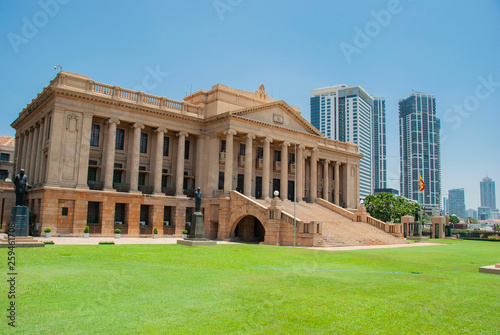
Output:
[153, 227, 158, 239]
[182, 230, 188, 239]
[115, 228, 121, 239]
[44, 227, 51, 238]
[83, 226, 90, 238]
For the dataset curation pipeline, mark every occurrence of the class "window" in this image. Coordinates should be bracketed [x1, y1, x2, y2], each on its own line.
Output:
[274, 150, 281, 162]
[218, 172, 224, 190]
[220, 140, 226, 153]
[184, 140, 190, 160]
[163, 137, 170, 157]
[62, 208, 68, 216]
[140, 133, 148, 153]
[138, 173, 146, 186]
[90, 124, 100, 147]
[87, 167, 97, 181]
[289, 153, 295, 163]
[113, 170, 122, 184]
[115, 129, 125, 150]
[239, 143, 246, 156]
[47, 116, 52, 140]
[0, 153, 9, 162]
[0, 170, 8, 180]
[257, 147, 263, 159]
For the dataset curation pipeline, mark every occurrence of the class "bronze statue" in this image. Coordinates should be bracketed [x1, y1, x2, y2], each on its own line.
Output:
[13, 169, 30, 206]
[194, 187, 202, 212]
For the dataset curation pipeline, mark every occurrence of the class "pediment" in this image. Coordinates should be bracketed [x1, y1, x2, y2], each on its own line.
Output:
[229, 101, 323, 136]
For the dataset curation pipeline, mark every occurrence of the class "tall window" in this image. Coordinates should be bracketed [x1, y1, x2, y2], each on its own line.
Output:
[184, 140, 190, 160]
[239, 143, 246, 156]
[0, 170, 8, 180]
[220, 140, 226, 153]
[47, 116, 52, 140]
[113, 170, 122, 184]
[0, 153, 9, 162]
[163, 137, 170, 157]
[140, 133, 148, 153]
[274, 150, 281, 162]
[87, 167, 97, 181]
[115, 129, 125, 150]
[289, 153, 295, 163]
[257, 147, 263, 159]
[90, 124, 100, 147]
[138, 173, 146, 186]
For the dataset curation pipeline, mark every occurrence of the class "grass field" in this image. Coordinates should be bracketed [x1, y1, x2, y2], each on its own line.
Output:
[1, 240, 499, 334]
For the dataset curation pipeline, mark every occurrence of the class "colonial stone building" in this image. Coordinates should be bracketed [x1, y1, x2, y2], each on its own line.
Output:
[4, 71, 403, 246]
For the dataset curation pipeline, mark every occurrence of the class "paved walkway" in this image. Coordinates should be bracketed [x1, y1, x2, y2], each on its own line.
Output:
[30, 236, 447, 250]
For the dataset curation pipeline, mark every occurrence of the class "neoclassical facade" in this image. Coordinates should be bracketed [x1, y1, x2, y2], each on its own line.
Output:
[7, 72, 363, 241]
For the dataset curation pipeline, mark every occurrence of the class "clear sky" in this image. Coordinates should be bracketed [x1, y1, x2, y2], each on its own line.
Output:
[1, 0, 499, 211]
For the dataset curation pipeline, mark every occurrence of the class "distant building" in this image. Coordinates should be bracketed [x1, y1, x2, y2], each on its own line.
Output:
[443, 197, 448, 216]
[480, 176, 496, 211]
[448, 188, 466, 219]
[0, 136, 15, 181]
[374, 188, 398, 196]
[399, 92, 441, 214]
[310, 84, 386, 199]
[466, 208, 477, 220]
[478, 206, 492, 221]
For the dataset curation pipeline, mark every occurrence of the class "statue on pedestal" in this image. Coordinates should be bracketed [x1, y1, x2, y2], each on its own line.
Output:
[194, 187, 202, 213]
[13, 169, 31, 207]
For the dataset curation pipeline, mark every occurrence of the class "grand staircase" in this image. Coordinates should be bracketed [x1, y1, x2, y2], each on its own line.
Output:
[255, 197, 407, 247]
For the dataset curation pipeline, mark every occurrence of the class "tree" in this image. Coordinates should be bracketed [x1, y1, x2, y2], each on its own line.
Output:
[449, 215, 460, 224]
[467, 217, 479, 224]
[364, 193, 420, 223]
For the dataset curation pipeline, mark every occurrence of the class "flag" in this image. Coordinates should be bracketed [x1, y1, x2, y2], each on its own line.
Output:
[418, 173, 425, 193]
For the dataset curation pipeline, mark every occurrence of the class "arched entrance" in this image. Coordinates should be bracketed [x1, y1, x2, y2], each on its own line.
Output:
[233, 215, 265, 243]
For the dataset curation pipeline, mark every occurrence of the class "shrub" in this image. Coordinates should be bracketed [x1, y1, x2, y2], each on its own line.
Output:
[44, 227, 51, 233]
[84, 226, 89, 234]
[115, 228, 121, 234]
[488, 235, 500, 241]
[182, 230, 188, 234]
[153, 227, 158, 234]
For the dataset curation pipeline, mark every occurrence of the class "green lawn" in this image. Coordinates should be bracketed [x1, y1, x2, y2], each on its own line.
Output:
[1, 240, 499, 334]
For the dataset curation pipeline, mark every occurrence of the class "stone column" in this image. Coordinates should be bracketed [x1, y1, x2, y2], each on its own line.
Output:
[14, 134, 23, 174]
[76, 114, 93, 189]
[195, 134, 205, 189]
[20, 130, 28, 171]
[175, 131, 189, 196]
[296, 144, 305, 202]
[244, 133, 255, 197]
[129, 123, 144, 193]
[25, 127, 34, 176]
[310, 147, 318, 202]
[29, 124, 40, 185]
[280, 141, 290, 200]
[38, 118, 49, 184]
[334, 162, 341, 205]
[34, 119, 45, 185]
[46, 110, 64, 186]
[153, 127, 167, 195]
[223, 130, 236, 194]
[103, 119, 120, 191]
[323, 160, 330, 201]
[262, 137, 273, 199]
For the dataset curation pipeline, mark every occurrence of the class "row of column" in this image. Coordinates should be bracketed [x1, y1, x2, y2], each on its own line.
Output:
[222, 129, 342, 204]
[102, 119, 202, 196]
[16, 117, 49, 185]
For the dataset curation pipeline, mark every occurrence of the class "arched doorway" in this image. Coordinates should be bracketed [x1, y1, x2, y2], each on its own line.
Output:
[233, 215, 265, 243]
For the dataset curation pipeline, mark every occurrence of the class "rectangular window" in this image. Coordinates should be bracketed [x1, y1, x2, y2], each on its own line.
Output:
[138, 173, 146, 186]
[90, 124, 100, 147]
[274, 150, 281, 162]
[113, 170, 122, 184]
[140, 133, 148, 153]
[0, 170, 8, 180]
[239, 143, 246, 156]
[218, 172, 224, 190]
[184, 140, 190, 160]
[87, 167, 97, 181]
[221, 140, 226, 153]
[115, 129, 125, 150]
[163, 137, 170, 157]
[257, 147, 263, 159]
[62, 207, 68, 216]
[47, 116, 52, 140]
[0, 153, 9, 162]
[289, 153, 295, 163]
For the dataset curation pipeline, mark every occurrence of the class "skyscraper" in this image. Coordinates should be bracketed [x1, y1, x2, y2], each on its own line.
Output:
[399, 92, 441, 210]
[480, 176, 496, 210]
[448, 188, 466, 220]
[310, 84, 386, 198]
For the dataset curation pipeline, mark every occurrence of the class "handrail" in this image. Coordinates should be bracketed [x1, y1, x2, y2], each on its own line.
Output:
[315, 198, 356, 221]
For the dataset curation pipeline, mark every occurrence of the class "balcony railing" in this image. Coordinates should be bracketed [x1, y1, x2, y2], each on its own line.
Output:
[139, 224, 153, 235]
[114, 222, 128, 235]
[88, 180, 104, 190]
[274, 161, 282, 171]
[256, 158, 263, 169]
[139, 185, 153, 195]
[162, 187, 175, 196]
[238, 155, 245, 167]
[87, 223, 101, 234]
[113, 183, 130, 193]
[219, 152, 226, 164]
[183, 189, 195, 198]
[289, 163, 295, 173]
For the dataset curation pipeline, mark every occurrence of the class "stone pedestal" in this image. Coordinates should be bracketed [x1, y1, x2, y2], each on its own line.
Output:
[189, 212, 204, 239]
[11, 206, 29, 237]
[479, 263, 500, 275]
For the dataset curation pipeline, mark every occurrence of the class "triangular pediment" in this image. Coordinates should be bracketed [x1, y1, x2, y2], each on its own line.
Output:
[229, 101, 323, 136]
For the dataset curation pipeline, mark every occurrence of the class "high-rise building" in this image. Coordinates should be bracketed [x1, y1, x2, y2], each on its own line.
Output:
[480, 176, 496, 210]
[478, 206, 492, 221]
[399, 92, 441, 211]
[466, 208, 477, 220]
[448, 188, 466, 220]
[310, 85, 386, 198]
[443, 197, 448, 216]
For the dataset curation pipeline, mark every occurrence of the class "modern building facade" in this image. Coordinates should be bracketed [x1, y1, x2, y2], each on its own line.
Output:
[310, 85, 386, 199]
[480, 176, 496, 211]
[5, 72, 364, 242]
[0, 136, 15, 181]
[399, 92, 441, 212]
[448, 188, 466, 220]
[466, 208, 477, 220]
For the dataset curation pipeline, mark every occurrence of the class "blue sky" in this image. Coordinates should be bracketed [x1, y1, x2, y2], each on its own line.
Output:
[1, 0, 499, 210]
